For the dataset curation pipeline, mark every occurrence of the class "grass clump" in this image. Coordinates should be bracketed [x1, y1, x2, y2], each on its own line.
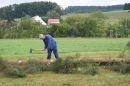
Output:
[3, 66, 26, 78]
[25, 59, 41, 74]
[52, 56, 99, 75]
[25, 59, 52, 74]
[119, 40, 130, 58]
[0, 55, 100, 78]
[106, 62, 130, 74]
[0, 57, 8, 71]
[0, 57, 27, 78]
[52, 57, 76, 73]
[84, 61, 99, 76]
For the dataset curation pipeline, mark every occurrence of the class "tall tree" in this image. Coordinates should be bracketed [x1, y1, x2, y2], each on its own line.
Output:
[46, 10, 60, 19]
[89, 10, 109, 21]
[119, 18, 130, 37]
[0, 1, 65, 19]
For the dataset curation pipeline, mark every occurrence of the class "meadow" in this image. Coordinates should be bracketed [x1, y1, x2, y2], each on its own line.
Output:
[61, 10, 130, 24]
[0, 38, 130, 60]
[1, 10, 130, 86]
[0, 38, 130, 86]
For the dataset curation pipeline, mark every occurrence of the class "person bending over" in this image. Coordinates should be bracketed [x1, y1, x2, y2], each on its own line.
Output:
[39, 34, 59, 59]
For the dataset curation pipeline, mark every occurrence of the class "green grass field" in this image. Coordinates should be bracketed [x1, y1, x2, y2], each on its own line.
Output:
[0, 38, 130, 86]
[0, 38, 130, 60]
[61, 10, 130, 23]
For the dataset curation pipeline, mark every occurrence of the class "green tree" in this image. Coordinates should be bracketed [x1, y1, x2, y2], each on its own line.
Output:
[46, 10, 60, 19]
[84, 17, 97, 37]
[69, 26, 79, 37]
[31, 22, 47, 38]
[75, 17, 97, 37]
[89, 10, 109, 21]
[54, 5, 65, 15]
[65, 15, 85, 26]
[48, 24, 58, 37]
[0, 1, 64, 19]
[118, 18, 130, 37]
[55, 23, 70, 37]
[89, 10, 109, 37]
[18, 18, 33, 38]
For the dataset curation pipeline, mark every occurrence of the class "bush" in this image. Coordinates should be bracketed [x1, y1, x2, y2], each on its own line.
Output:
[84, 62, 99, 76]
[0, 57, 8, 71]
[25, 59, 52, 74]
[26, 67, 38, 74]
[3, 66, 27, 78]
[0, 56, 101, 78]
[24, 59, 40, 74]
[107, 62, 130, 74]
[40, 63, 52, 71]
[52, 57, 76, 73]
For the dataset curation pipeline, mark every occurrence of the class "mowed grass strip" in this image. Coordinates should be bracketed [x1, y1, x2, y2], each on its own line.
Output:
[0, 71, 130, 86]
[0, 38, 129, 60]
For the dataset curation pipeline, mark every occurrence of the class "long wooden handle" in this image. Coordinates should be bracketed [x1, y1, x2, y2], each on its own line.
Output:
[32, 49, 43, 51]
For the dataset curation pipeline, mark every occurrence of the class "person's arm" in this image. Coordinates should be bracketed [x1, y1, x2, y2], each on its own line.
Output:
[43, 39, 47, 49]
[46, 36, 51, 49]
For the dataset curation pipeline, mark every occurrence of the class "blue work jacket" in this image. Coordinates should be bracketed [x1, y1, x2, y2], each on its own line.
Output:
[43, 34, 57, 49]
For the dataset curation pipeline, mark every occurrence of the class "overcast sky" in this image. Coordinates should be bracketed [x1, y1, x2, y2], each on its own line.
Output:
[0, 0, 129, 8]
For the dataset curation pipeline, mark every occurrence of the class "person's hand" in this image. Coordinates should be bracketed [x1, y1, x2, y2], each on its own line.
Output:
[42, 48, 45, 51]
[44, 48, 48, 51]
[42, 48, 48, 51]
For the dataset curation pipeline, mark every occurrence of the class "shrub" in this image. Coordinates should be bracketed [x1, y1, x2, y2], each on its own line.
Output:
[25, 59, 52, 74]
[107, 62, 130, 74]
[40, 63, 52, 71]
[3, 66, 27, 78]
[52, 56, 100, 75]
[25, 59, 41, 73]
[52, 57, 76, 73]
[26, 67, 38, 74]
[84, 61, 99, 76]
[0, 57, 8, 71]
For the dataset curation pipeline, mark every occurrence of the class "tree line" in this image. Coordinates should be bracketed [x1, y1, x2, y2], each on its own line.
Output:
[64, 5, 124, 13]
[0, 1, 65, 19]
[0, 11, 130, 39]
[0, 1, 128, 20]
[124, 3, 130, 10]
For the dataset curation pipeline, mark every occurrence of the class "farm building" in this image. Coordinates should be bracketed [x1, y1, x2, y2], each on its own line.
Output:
[48, 19, 60, 25]
[32, 15, 47, 26]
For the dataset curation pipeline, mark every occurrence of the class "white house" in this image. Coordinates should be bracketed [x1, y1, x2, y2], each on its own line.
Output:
[32, 15, 47, 26]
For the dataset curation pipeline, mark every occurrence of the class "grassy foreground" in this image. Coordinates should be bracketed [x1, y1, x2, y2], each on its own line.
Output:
[0, 38, 130, 86]
[0, 71, 130, 86]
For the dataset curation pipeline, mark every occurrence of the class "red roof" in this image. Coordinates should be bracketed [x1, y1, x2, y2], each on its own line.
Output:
[48, 19, 60, 25]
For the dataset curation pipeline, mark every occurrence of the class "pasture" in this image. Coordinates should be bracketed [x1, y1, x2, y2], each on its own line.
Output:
[61, 10, 130, 23]
[0, 38, 130, 60]
[0, 38, 130, 86]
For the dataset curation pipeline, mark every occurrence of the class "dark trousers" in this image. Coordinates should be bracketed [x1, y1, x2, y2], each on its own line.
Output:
[47, 46, 59, 59]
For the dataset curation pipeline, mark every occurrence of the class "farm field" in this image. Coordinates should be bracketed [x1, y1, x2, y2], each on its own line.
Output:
[61, 10, 130, 23]
[0, 38, 130, 86]
[0, 38, 130, 60]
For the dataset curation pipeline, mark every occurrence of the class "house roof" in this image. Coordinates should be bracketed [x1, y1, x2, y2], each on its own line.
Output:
[32, 15, 47, 26]
[48, 19, 60, 24]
